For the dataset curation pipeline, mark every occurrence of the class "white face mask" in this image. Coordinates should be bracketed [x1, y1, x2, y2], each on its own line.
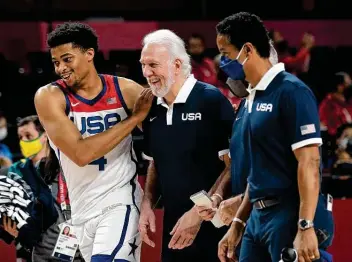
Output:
[339, 137, 349, 150]
[0, 127, 8, 141]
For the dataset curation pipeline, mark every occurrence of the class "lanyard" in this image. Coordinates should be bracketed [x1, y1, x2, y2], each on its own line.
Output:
[57, 172, 70, 216]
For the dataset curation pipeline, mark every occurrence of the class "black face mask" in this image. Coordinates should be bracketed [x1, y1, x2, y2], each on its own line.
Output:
[191, 53, 205, 63]
[226, 78, 249, 98]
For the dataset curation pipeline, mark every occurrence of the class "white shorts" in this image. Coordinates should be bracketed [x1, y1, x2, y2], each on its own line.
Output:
[75, 204, 141, 262]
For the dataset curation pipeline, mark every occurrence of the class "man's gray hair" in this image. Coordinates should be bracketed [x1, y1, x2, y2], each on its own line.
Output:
[142, 29, 192, 76]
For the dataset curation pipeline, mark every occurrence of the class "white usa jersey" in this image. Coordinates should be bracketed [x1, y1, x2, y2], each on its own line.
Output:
[49, 74, 142, 225]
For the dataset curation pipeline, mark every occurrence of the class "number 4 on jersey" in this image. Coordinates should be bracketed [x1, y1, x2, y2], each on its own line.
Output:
[89, 156, 107, 171]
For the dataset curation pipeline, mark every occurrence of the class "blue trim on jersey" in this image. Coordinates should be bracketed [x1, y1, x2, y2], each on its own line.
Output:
[71, 74, 107, 106]
[110, 205, 131, 258]
[113, 76, 130, 115]
[90, 205, 131, 262]
[52, 82, 70, 115]
[130, 172, 139, 214]
[57, 149, 64, 174]
[57, 149, 61, 161]
[129, 149, 139, 214]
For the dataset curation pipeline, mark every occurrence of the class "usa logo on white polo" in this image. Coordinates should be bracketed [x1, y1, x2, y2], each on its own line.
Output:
[182, 113, 202, 121]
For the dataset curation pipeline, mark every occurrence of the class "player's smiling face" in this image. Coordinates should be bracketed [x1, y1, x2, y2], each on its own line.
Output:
[51, 43, 94, 87]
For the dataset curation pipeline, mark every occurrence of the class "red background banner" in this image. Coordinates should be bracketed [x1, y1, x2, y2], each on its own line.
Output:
[1, 20, 352, 59]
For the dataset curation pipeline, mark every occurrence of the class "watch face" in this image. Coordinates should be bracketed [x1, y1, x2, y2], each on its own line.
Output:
[300, 220, 308, 228]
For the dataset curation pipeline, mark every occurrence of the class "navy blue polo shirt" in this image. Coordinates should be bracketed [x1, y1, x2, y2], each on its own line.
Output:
[230, 98, 250, 196]
[245, 63, 322, 202]
[142, 75, 235, 213]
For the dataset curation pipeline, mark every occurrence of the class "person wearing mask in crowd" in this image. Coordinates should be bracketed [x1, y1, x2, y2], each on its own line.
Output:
[319, 72, 352, 137]
[188, 33, 218, 87]
[328, 123, 352, 198]
[0, 115, 83, 261]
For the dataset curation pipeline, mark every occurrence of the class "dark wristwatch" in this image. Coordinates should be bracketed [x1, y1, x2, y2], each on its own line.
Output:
[298, 219, 314, 230]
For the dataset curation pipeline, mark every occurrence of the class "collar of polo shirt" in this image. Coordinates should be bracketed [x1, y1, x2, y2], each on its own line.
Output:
[157, 74, 197, 106]
[247, 63, 285, 113]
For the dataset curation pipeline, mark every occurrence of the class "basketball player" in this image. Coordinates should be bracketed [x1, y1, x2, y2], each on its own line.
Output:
[34, 22, 153, 262]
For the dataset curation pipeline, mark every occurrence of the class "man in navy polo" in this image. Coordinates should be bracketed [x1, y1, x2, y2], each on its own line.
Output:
[197, 44, 279, 227]
[138, 29, 235, 262]
[216, 12, 334, 262]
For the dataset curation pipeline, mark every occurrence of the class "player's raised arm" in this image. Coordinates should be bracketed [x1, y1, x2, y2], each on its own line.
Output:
[35, 84, 153, 167]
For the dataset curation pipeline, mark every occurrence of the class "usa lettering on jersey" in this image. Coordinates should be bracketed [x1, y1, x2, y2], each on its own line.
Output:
[182, 113, 202, 121]
[256, 103, 273, 112]
[70, 113, 121, 135]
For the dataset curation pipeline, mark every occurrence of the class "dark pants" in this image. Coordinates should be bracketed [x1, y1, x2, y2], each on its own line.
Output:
[239, 194, 334, 262]
[162, 215, 227, 262]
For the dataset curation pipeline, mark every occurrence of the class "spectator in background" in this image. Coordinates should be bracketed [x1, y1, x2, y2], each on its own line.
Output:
[269, 29, 284, 44]
[0, 111, 13, 168]
[271, 31, 314, 75]
[187, 33, 218, 86]
[319, 72, 352, 136]
[328, 123, 352, 198]
[0, 115, 83, 261]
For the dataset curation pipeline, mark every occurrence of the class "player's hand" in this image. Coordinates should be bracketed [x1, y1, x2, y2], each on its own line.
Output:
[168, 207, 202, 249]
[195, 195, 221, 221]
[138, 200, 156, 247]
[218, 221, 244, 262]
[2, 216, 19, 238]
[133, 88, 154, 122]
[219, 195, 242, 226]
[293, 228, 320, 262]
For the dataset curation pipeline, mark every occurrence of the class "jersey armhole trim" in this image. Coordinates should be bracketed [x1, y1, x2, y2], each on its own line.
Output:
[113, 76, 131, 116]
[51, 82, 70, 116]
